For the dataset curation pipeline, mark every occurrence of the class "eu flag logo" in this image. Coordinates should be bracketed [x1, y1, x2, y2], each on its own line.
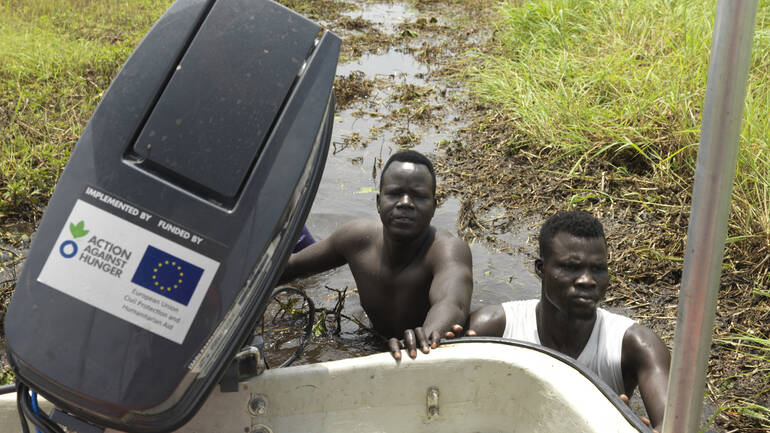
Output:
[131, 245, 203, 306]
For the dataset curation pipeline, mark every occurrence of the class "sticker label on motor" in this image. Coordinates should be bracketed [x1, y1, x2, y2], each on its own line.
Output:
[38, 199, 220, 344]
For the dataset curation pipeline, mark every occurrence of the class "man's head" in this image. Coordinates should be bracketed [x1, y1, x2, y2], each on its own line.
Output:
[377, 150, 437, 241]
[538, 211, 606, 260]
[535, 211, 609, 319]
[379, 150, 436, 196]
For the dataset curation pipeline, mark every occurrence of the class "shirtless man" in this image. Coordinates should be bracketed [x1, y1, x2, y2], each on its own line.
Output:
[448, 211, 669, 432]
[280, 150, 473, 360]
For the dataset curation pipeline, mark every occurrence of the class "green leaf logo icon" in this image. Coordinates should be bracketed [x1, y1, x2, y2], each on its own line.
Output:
[69, 220, 89, 239]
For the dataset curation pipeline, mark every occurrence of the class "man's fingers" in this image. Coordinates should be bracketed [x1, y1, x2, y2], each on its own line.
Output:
[466, 329, 477, 337]
[388, 337, 402, 361]
[429, 331, 440, 349]
[415, 327, 430, 353]
[619, 394, 652, 430]
[404, 329, 417, 358]
[444, 324, 466, 340]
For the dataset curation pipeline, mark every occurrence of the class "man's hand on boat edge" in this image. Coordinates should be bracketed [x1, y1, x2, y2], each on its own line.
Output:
[443, 323, 476, 339]
[388, 326, 442, 360]
[388, 323, 472, 360]
[620, 394, 659, 433]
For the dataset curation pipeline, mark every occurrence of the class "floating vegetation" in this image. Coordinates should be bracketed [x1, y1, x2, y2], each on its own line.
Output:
[395, 131, 420, 148]
[275, 0, 352, 21]
[336, 16, 375, 31]
[257, 285, 378, 368]
[334, 71, 375, 109]
[333, 132, 366, 155]
[392, 83, 431, 103]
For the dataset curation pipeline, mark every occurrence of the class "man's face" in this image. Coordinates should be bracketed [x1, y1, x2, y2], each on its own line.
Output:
[536, 232, 609, 320]
[377, 161, 436, 240]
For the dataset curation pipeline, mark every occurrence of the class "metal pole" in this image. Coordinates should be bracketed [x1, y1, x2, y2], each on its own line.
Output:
[662, 1, 757, 432]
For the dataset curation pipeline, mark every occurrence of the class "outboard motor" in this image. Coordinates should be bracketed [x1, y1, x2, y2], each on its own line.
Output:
[4, 0, 340, 431]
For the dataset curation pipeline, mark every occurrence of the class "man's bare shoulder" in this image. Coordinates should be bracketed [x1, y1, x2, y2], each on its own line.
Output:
[622, 322, 670, 369]
[623, 323, 664, 350]
[331, 218, 380, 248]
[429, 227, 472, 257]
[468, 304, 506, 337]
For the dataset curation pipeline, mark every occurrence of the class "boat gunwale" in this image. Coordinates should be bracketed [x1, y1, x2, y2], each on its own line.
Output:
[447, 337, 652, 432]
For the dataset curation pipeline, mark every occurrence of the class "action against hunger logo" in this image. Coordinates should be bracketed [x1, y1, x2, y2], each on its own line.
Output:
[59, 220, 89, 258]
[131, 245, 203, 306]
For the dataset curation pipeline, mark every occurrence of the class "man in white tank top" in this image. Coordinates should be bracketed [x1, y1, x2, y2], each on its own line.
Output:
[447, 211, 670, 432]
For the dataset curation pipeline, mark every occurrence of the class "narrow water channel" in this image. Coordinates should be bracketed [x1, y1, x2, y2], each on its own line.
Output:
[274, 1, 541, 365]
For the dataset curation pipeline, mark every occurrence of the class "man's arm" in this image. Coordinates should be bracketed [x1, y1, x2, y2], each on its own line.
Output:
[389, 236, 473, 359]
[442, 305, 506, 339]
[278, 220, 363, 284]
[621, 323, 671, 432]
[423, 237, 473, 334]
[467, 304, 506, 337]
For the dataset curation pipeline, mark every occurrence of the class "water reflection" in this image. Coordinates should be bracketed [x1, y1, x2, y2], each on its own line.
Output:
[337, 51, 429, 83]
[340, 2, 418, 35]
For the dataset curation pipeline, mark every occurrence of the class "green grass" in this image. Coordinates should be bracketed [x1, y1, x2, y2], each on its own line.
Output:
[468, 0, 770, 241]
[0, 0, 173, 220]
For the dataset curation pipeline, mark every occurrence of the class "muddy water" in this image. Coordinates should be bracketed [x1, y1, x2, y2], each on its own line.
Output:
[276, 1, 541, 365]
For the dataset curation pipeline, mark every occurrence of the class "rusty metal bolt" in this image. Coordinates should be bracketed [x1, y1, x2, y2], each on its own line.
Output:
[248, 395, 268, 416]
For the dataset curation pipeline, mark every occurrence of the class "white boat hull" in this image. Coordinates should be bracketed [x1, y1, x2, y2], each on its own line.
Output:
[2, 340, 648, 432]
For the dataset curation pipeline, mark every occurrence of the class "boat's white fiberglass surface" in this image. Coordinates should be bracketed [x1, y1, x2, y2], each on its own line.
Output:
[0, 341, 646, 433]
[176, 341, 644, 433]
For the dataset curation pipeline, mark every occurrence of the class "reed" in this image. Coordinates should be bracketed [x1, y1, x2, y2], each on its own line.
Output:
[468, 0, 769, 245]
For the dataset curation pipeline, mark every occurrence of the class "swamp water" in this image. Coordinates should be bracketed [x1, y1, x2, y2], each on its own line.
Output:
[265, 1, 540, 365]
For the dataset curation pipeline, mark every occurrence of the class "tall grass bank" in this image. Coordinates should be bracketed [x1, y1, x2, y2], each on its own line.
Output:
[471, 0, 768, 244]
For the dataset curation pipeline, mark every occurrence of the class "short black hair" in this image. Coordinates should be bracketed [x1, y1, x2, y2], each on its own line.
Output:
[379, 150, 436, 196]
[538, 211, 606, 259]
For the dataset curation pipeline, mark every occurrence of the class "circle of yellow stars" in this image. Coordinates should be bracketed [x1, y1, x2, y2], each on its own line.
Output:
[152, 260, 184, 291]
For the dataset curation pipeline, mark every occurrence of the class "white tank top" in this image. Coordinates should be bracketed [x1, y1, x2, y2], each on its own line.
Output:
[501, 299, 635, 394]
